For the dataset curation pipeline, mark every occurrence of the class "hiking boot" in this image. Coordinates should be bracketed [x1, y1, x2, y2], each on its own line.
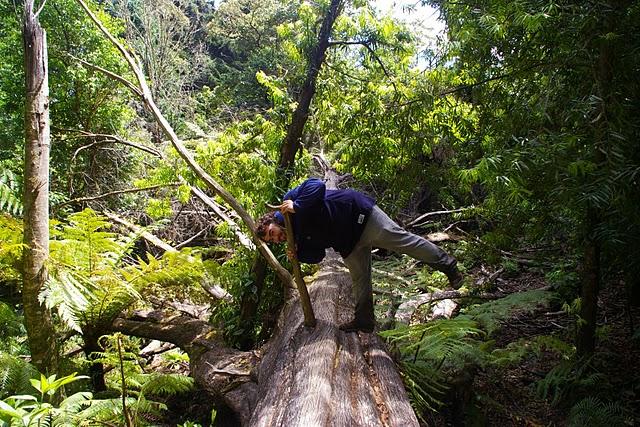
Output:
[339, 319, 375, 333]
[447, 270, 464, 290]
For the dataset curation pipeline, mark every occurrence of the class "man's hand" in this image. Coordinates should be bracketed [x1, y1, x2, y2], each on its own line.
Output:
[279, 199, 295, 214]
[286, 247, 296, 261]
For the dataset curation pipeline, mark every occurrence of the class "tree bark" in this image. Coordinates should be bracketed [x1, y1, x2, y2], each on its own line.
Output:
[22, 0, 58, 374]
[577, 211, 600, 356]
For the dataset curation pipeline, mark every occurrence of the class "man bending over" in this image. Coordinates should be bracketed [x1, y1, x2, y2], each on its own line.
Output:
[256, 178, 463, 333]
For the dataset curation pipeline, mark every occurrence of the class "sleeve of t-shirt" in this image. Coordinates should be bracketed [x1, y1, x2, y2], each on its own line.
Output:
[284, 178, 326, 214]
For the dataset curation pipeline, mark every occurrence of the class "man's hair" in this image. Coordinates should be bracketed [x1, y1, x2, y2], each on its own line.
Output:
[256, 211, 279, 240]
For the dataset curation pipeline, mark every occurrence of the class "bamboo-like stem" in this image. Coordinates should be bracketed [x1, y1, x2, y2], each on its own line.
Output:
[266, 204, 316, 327]
[117, 334, 134, 427]
[281, 211, 316, 327]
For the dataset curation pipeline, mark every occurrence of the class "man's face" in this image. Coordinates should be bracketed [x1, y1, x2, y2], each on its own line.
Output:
[264, 223, 286, 243]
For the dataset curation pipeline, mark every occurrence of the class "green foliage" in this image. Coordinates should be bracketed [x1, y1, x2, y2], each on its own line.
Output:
[110, 0, 211, 131]
[397, 360, 448, 417]
[44, 209, 142, 332]
[124, 249, 206, 301]
[0, 0, 136, 200]
[0, 372, 90, 427]
[0, 169, 21, 217]
[490, 335, 573, 368]
[462, 289, 554, 336]
[429, 0, 640, 290]
[30, 373, 90, 402]
[43, 209, 211, 334]
[536, 357, 605, 407]
[0, 303, 27, 356]
[567, 396, 626, 427]
[89, 334, 195, 426]
[0, 353, 38, 400]
[381, 318, 485, 417]
[546, 263, 580, 303]
[0, 215, 24, 285]
[206, 0, 300, 115]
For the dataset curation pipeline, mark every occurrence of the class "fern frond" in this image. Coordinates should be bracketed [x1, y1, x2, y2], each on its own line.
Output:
[0, 169, 22, 216]
[0, 302, 25, 341]
[138, 373, 195, 396]
[536, 357, 606, 406]
[51, 391, 94, 426]
[463, 289, 553, 335]
[399, 360, 448, 420]
[0, 352, 38, 399]
[568, 396, 625, 427]
[40, 270, 99, 332]
[73, 397, 126, 423]
[491, 335, 574, 367]
[382, 318, 485, 368]
[381, 318, 485, 418]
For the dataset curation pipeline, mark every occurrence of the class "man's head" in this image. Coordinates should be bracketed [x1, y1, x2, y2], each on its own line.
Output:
[256, 212, 286, 243]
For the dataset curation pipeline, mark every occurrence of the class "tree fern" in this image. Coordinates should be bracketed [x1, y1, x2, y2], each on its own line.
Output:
[44, 209, 208, 333]
[121, 248, 206, 301]
[45, 209, 145, 332]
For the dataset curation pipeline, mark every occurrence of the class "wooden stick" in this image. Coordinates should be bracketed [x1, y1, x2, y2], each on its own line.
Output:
[266, 204, 316, 327]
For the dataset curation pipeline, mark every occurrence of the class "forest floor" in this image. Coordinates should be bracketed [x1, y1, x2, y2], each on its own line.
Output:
[416, 264, 640, 427]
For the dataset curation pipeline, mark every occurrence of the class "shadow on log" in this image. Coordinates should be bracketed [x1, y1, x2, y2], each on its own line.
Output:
[114, 253, 419, 426]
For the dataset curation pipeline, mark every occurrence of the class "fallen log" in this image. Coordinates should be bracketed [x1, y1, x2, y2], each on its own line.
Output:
[114, 253, 419, 426]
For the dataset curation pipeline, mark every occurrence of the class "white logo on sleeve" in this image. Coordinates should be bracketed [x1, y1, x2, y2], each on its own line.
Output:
[357, 214, 365, 224]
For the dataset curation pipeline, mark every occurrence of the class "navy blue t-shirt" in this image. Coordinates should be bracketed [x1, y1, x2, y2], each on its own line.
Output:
[276, 178, 375, 263]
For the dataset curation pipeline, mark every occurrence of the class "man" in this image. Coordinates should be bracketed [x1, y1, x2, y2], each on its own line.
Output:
[256, 178, 463, 333]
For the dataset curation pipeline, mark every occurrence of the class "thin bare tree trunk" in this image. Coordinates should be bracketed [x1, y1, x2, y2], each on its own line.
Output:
[22, 0, 58, 374]
[278, 0, 343, 176]
[576, 0, 630, 356]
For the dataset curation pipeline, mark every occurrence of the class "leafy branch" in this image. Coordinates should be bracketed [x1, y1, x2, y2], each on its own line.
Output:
[73, 0, 293, 288]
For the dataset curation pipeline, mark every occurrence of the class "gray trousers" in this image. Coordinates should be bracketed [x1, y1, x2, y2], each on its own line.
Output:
[343, 206, 457, 325]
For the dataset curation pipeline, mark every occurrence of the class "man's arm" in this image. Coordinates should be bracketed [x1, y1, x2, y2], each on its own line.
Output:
[283, 178, 326, 214]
